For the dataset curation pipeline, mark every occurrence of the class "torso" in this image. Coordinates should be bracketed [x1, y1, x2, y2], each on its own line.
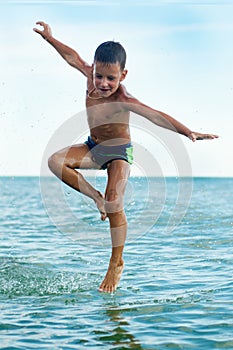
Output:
[86, 76, 131, 146]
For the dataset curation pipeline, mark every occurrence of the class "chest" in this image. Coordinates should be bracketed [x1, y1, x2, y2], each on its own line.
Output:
[87, 98, 127, 124]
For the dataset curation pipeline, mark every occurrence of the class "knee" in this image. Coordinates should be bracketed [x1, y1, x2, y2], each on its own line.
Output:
[48, 152, 63, 176]
[105, 189, 124, 214]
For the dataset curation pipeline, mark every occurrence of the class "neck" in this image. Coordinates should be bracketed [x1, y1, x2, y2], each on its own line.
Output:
[87, 88, 104, 100]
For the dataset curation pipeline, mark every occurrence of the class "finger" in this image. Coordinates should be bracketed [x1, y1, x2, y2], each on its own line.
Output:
[36, 21, 46, 26]
[205, 134, 219, 140]
[33, 28, 42, 34]
[207, 134, 217, 139]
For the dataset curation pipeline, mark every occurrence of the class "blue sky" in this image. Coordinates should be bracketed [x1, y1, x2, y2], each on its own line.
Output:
[1, 0, 233, 176]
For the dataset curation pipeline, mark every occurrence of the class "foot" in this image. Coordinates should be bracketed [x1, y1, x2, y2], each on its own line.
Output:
[98, 260, 124, 293]
[95, 191, 107, 221]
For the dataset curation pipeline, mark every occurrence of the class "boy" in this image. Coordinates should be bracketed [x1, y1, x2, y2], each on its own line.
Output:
[33, 21, 218, 293]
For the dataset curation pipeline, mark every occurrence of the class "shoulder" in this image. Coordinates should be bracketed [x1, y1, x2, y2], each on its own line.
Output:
[85, 65, 93, 77]
[117, 84, 137, 102]
[115, 84, 151, 115]
[86, 65, 93, 80]
[86, 68, 94, 91]
[117, 84, 141, 111]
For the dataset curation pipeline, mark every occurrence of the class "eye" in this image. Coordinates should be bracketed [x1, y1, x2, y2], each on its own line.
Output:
[107, 76, 115, 81]
[95, 74, 102, 79]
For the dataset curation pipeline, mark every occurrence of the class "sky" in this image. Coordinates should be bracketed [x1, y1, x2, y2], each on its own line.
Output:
[1, 0, 233, 177]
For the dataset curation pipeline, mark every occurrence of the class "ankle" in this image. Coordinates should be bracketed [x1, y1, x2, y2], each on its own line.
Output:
[110, 256, 124, 266]
[94, 190, 103, 202]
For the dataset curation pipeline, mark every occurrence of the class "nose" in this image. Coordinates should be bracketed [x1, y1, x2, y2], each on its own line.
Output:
[100, 77, 108, 87]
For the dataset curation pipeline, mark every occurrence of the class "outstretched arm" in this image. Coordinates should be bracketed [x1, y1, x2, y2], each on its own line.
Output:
[124, 96, 218, 142]
[33, 21, 91, 77]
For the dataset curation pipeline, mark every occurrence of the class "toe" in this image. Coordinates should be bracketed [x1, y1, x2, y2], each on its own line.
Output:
[98, 283, 104, 292]
[100, 211, 107, 221]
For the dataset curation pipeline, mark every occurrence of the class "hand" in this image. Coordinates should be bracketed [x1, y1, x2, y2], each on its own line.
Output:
[33, 21, 52, 40]
[188, 131, 219, 142]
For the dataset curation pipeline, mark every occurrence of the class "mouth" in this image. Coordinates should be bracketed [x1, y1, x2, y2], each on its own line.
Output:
[99, 88, 110, 92]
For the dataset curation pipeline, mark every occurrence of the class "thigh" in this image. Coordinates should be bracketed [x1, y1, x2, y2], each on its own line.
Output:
[105, 160, 131, 200]
[52, 143, 101, 169]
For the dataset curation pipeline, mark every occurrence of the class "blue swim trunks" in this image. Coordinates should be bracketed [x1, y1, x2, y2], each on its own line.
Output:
[85, 136, 133, 170]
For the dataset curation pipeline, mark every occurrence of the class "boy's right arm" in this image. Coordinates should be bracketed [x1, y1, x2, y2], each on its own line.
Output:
[33, 21, 91, 77]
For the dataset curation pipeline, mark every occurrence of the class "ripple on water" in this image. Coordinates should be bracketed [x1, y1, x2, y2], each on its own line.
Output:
[0, 258, 100, 298]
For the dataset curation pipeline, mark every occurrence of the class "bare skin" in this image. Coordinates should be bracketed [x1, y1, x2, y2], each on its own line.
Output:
[99, 259, 124, 293]
[34, 21, 218, 293]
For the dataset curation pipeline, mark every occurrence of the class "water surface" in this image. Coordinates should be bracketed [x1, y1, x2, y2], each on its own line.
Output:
[1, 177, 233, 349]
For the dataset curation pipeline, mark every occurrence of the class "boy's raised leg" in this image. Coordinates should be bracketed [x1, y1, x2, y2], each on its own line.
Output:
[48, 144, 107, 220]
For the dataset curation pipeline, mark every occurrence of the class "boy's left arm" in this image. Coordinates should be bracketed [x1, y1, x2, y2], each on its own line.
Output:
[124, 96, 218, 142]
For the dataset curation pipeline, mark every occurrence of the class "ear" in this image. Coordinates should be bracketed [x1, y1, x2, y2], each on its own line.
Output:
[120, 69, 128, 82]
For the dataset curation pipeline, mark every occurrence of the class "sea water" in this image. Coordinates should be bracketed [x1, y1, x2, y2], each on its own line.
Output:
[0, 176, 233, 349]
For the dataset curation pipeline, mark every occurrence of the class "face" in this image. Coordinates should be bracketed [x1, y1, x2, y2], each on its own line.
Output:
[93, 61, 127, 98]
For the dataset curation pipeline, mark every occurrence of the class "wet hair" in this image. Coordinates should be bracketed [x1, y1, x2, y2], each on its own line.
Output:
[94, 41, 126, 70]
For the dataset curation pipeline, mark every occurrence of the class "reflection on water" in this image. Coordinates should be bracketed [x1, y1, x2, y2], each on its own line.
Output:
[98, 306, 144, 349]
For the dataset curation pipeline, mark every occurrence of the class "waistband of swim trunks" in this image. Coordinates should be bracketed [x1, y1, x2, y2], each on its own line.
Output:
[86, 136, 132, 148]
